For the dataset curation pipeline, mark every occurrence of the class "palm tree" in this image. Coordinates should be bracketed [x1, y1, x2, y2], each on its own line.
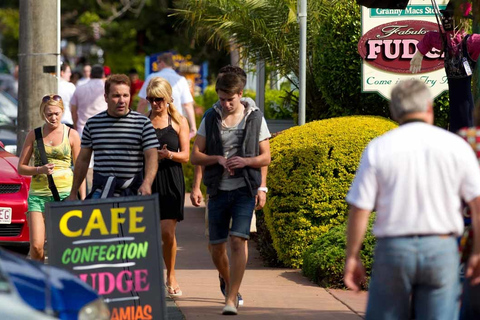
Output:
[172, 0, 328, 119]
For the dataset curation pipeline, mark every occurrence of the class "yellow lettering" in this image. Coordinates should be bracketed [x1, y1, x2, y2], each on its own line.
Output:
[59, 210, 82, 237]
[111, 208, 126, 234]
[83, 209, 109, 236]
[129, 207, 145, 233]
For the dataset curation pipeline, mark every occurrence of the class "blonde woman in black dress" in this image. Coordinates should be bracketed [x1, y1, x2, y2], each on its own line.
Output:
[146, 77, 190, 297]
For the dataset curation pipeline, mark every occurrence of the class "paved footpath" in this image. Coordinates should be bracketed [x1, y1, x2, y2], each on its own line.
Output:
[166, 194, 368, 319]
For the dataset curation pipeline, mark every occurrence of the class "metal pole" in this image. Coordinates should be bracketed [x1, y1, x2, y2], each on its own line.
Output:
[298, 0, 307, 125]
[256, 59, 266, 113]
[18, 0, 58, 154]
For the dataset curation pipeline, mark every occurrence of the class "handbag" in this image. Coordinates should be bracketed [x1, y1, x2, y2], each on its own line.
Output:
[34, 127, 61, 202]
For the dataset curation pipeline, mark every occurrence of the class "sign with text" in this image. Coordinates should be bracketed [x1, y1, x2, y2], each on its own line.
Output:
[45, 195, 166, 320]
[359, 0, 449, 99]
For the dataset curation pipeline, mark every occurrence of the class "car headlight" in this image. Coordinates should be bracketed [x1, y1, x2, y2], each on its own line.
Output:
[4, 145, 16, 155]
[78, 298, 110, 320]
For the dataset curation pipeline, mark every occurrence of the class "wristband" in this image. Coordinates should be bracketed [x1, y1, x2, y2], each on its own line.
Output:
[258, 187, 268, 193]
[36, 167, 39, 174]
[168, 152, 174, 160]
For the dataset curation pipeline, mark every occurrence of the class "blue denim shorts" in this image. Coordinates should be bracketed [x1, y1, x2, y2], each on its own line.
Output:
[208, 187, 255, 244]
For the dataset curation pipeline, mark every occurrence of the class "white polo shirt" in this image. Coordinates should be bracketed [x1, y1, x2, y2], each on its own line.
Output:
[346, 122, 480, 237]
[138, 68, 193, 117]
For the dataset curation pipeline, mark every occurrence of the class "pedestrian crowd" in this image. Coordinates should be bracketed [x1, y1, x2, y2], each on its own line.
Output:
[14, 51, 480, 318]
[17, 55, 270, 316]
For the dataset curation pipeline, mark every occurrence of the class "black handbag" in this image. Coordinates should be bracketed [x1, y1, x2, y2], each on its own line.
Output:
[356, 0, 409, 9]
[34, 127, 61, 201]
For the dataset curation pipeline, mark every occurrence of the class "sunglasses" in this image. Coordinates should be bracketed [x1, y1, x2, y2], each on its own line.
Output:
[146, 97, 165, 104]
[42, 94, 62, 103]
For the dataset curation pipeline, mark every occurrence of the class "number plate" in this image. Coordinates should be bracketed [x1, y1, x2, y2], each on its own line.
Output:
[0, 208, 12, 224]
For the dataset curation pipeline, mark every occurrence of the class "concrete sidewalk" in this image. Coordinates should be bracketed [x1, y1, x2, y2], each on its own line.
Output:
[167, 195, 368, 319]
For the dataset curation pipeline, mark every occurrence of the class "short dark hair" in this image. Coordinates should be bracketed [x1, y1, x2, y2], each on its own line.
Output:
[105, 74, 131, 95]
[157, 53, 175, 67]
[60, 62, 71, 73]
[90, 64, 104, 79]
[218, 65, 247, 87]
[215, 73, 245, 95]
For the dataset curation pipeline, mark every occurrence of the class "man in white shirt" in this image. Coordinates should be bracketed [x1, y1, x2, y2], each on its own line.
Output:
[58, 62, 76, 126]
[344, 79, 480, 319]
[137, 53, 197, 138]
[76, 63, 91, 87]
[70, 65, 107, 137]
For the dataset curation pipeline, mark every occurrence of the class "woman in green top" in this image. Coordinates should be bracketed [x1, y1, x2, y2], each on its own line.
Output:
[18, 94, 85, 261]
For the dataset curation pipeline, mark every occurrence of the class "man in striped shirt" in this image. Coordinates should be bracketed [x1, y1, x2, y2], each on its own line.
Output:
[68, 74, 159, 200]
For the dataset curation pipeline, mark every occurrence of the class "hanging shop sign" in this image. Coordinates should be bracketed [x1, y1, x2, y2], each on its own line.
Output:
[359, 0, 449, 100]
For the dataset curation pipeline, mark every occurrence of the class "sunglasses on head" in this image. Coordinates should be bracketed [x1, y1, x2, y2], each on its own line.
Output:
[146, 97, 165, 103]
[42, 94, 62, 103]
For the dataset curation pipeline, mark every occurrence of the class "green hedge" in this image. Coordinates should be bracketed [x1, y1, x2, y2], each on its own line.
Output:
[302, 215, 376, 289]
[263, 116, 397, 268]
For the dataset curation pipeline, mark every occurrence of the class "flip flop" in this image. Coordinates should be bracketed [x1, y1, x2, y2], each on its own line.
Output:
[166, 284, 182, 297]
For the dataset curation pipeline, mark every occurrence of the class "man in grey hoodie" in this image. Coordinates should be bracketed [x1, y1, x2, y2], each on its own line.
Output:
[191, 68, 271, 315]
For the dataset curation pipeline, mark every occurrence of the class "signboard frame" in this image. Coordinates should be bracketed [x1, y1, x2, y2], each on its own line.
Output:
[359, 0, 449, 100]
[45, 195, 166, 320]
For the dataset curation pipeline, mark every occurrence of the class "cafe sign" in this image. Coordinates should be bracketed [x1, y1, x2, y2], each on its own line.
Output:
[46, 195, 166, 320]
[359, 0, 448, 99]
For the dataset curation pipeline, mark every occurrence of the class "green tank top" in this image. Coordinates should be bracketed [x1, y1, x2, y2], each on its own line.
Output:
[30, 124, 73, 196]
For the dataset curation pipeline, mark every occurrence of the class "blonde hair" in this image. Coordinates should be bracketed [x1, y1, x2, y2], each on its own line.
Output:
[146, 77, 182, 125]
[39, 94, 64, 118]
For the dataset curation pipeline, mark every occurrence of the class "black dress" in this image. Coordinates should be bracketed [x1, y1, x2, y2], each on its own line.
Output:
[151, 115, 185, 221]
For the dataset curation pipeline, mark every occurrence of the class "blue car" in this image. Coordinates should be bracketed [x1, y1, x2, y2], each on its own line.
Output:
[0, 248, 110, 320]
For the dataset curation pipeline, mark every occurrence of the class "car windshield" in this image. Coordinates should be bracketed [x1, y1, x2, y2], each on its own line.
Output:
[0, 92, 17, 120]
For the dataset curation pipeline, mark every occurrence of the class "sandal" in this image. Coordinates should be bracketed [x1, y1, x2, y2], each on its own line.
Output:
[166, 284, 183, 297]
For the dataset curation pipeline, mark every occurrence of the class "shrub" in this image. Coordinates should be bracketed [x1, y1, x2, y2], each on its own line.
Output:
[302, 215, 376, 289]
[264, 116, 397, 268]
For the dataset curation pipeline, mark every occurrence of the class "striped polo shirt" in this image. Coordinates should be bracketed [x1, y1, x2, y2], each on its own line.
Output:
[81, 110, 160, 179]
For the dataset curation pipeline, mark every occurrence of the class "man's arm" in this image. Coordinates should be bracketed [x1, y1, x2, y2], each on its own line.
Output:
[68, 147, 92, 200]
[226, 139, 271, 170]
[190, 165, 204, 207]
[255, 166, 268, 210]
[182, 102, 197, 139]
[138, 148, 158, 196]
[344, 204, 370, 291]
[191, 135, 225, 167]
[71, 104, 78, 130]
[466, 196, 480, 285]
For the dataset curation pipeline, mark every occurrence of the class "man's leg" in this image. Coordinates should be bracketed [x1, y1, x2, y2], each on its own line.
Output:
[226, 236, 247, 307]
[210, 242, 230, 290]
[161, 219, 181, 294]
[366, 237, 415, 320]
[208, 191, 232, 297]
[414, 236, 460, 320]
[225, 187, 255, 309]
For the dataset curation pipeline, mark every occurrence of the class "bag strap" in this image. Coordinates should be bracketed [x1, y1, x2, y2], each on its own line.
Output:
[34, 127, 61, 201]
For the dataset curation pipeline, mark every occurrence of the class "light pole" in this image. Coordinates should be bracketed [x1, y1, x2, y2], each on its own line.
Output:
[298, 0, 307, 125]
[18, 0, 58, 154]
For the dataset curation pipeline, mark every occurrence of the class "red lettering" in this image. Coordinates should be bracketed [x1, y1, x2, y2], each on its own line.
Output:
[110, 306, 153, 320]
[78, 269, 150, 295]
[134, 270, 150, 291]
[98, 272, 115, 295]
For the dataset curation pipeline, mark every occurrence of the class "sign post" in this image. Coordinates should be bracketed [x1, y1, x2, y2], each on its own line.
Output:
[45, 195, 166, 320]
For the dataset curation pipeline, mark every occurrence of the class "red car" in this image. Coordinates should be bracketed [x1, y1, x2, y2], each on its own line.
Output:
[0, 140, 30, 253]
